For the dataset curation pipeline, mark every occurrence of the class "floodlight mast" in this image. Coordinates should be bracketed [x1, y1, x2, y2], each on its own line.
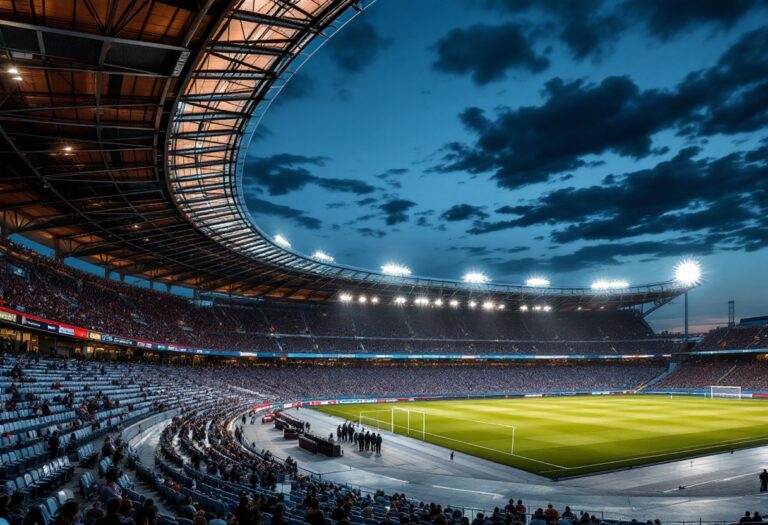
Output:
[675, 260, 702, 341]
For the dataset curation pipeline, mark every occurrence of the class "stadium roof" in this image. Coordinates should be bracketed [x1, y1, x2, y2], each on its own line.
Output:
[0, 0, 690, 310]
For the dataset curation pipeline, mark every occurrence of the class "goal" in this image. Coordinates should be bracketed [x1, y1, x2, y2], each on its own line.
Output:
[392, 406, 426, 440]
[710, 385, 742, 399]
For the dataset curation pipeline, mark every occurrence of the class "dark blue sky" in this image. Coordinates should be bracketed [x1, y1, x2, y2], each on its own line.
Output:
[244, 0, 768, 332]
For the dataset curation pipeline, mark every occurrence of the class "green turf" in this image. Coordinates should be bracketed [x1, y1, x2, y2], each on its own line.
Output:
[313, 395, 768, 478]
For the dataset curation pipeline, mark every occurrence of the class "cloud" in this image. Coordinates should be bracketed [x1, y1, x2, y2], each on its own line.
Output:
[434, 28, 768, 189]
[356, 197, 377, 206]
[379, 198, 417, 225]
[327, 21, 391, 74]
[326, 202, 347, 209]
[246, 154, 375, 196]
[469, 146, 768, 255]
[245, 197, 322, 230]
[440, 204, 490, 222]
[489, 239, 719, 275]
[356, 227, 387, 238]
[481, 0, 766, 60]
[623, 0, 767, 40]
[432, 23, 549, 84]
[276, 75, 315, 102]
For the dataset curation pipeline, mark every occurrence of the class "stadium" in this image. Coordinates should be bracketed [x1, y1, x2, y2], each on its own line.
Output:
[0, 2, 767, 525]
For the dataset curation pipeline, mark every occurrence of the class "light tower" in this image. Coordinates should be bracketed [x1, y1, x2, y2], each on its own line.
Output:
[675, 260, 702, 340]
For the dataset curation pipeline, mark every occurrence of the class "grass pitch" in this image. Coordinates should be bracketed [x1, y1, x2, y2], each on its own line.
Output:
[314, 395, 768, 478]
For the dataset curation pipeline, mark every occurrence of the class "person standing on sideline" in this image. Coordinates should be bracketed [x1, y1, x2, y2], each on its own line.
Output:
[450, 451, 454, 461]
[760, 469, 768, 492]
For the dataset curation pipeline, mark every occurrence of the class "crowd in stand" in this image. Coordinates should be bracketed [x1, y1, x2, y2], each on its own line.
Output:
[654, 359, 768, 391]
[697, 326, 768, 351]
[0, 240, 683, 357]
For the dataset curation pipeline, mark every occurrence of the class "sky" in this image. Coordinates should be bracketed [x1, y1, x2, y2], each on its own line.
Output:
[242, 0, 768, 333]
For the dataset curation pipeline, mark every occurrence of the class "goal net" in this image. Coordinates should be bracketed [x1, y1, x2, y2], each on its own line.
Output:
[710, 385, 742, 399]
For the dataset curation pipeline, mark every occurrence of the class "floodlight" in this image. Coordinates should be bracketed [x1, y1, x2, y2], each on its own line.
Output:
[449, 299, 460, 307]
[463, 272, 489, 284]
[381, 263, 411, 276]
[312, 250, 334, 263]
[394, 296, 407, 305]
[414, 297, 430, 306]
[520, 305, 529, 311]
[591, 279, 629, 290]
[7, 67, 18, 74]
[274, 234, 291, 248]
[543, 305, 552, 312]
[339, 293, 353, 302]
[482, 301, 495, 310]
[11, 76, 21, 81]
[525, 277, 550, 287]
[371, 296, 379, 304]
[497, 304, 505, 310]
[675, 259, 701, 286]
[533, 305, 542, 311]
[358, 295, 367, 303]
[434, 298, 443, 307]
[468, 300, 477, 308]
[63, 146, 72, 153]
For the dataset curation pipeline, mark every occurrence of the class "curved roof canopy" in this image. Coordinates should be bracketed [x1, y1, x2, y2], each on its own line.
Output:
[0, 0, 689, 309]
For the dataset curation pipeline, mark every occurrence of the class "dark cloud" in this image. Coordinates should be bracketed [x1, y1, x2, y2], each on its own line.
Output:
[470, 146, 768, 255]
[623, 0, 767, 41]
[481, 0, 766, 60]
[379, 198, 417, 225]
[376, 168, 408, 179]
[276, 75, 316, 102]
[356, 197, 377, 206]
[440, 204, 490, 222]
[327, 22, 391, 74]
[245, 197, 322, 230]
[489, 239, 719, 276]
[356, 227, 387, 238]
[435, 28, 768, 189]
[326, 202, 347, 209]
[432, 23, 549, 85]
[246, 154, 375, 196]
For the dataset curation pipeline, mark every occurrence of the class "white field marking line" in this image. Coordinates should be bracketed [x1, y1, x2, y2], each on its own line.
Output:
[661, 471, 755, 493]
[377, 474, 409, 483]
[431, 485, 504, 497]
[366, 418, 567, 470]
[540, 433, 768, 474]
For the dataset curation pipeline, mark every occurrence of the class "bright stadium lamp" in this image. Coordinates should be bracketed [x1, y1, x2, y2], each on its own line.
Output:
[675, 259, 702, 341]
[482, 300, 495, 310]
[525, 277, 550, 287]
[675, 259, 701, 286]
[497, 304, 505, 310]
[449, 299, 460, 307]
[274, 234, 291, 248]
[394, 296, 407, 305]
[468, 300, 477, 309]
[371, 296, 379, 304]
[520, 305, 529, 311]
[358, 295, 367, 303]
[339, 293, 353, 302]
[381, 263, 411, 277]
[414, 297, 429, 306]
[434, 298, 444, 307]
[312, 250, 334, 263]
[463, 272, 489, 284]
[543, 305, 552, 312]
[533, 305, 542, 311]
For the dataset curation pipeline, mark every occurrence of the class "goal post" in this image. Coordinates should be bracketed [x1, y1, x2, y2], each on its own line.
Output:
[710, 385, 742, 399]
[392, 406, 426, 440]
